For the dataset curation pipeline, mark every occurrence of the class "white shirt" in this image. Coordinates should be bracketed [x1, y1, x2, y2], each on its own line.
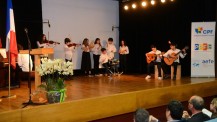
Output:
[18, 54, 33, 72]
[119, 46, 129, 55]
[64, 44, 75, 60]
[99, 53, 109, 64]
[106, 44, 116, 60]
[0, 48, 7, 58]
[82, 45, 90, 52]
[147, 50, 162, 62]
[163, 49, 186, 63]
[92, 44, 101, 55]
[37, 41, 56, 48]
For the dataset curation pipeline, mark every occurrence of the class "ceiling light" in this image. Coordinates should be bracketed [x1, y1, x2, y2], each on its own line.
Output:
[151, 0, 155, 5]
[141, 1, 147, 7]
[132, 3, 137, 9]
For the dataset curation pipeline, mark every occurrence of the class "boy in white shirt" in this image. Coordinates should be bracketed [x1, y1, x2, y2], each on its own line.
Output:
[64, 38, 76, 62]
[163, 43, 187, 80]
[99, 48, 110, 76]
[145, 45, 163, 80]
[106, 38, 117, 60]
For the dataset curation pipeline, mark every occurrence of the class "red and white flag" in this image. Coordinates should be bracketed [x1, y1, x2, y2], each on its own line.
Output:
[6, 0, 18, 69]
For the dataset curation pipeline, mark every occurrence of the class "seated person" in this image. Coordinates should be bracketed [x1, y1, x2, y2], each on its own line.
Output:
[134, 108, 158, 122]
[145, 45, 163, 80]
[166, 100, 185, 122]
[183, 95, 210, 122]
[17, 44, 33, 72]
[99, 48, 110, 76]
[210, 98, 217, 119]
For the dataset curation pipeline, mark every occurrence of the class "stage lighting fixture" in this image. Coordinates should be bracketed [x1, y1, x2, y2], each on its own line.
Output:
[151, 0, 155, 5]
[124, 5, 129, 10]
[141, 1, 147, 7]
[161, 0, 166, 3]
[132, 3, 137, 9]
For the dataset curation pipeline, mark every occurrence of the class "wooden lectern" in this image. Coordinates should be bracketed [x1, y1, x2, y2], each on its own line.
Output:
[19, 48, 54, 89]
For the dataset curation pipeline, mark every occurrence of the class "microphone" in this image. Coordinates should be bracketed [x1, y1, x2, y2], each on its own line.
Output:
[48, 20, 51, 28]
[24, 28, 28, 33]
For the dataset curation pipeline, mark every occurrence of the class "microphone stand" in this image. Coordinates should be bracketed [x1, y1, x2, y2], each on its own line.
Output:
[22, 28, 43, 108]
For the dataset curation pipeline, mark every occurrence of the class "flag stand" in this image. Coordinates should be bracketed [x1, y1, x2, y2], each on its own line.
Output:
[1, 42, 16, 99]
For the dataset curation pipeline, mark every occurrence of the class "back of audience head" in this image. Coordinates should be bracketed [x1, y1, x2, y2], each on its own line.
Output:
[210, 98, 217, 113]
[166, 100, 184, 120]
[188, 95, 204, 112]
[134, 108, 149, 122]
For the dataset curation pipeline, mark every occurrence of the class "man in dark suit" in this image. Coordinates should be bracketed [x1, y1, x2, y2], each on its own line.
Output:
[186, 95, 210, 122]
[166, 100, 186, 122]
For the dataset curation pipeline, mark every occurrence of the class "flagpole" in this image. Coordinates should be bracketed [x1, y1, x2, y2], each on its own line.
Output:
[1, 39, 16, 99]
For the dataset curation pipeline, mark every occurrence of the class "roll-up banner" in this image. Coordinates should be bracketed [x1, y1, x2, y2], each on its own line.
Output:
[191, 22, 216, 77]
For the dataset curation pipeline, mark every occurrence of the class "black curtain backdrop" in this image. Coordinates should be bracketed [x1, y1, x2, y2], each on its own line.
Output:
[0, 0, 42, 50]
[119, 0, 217, 76]
[0, 0, 216, 75]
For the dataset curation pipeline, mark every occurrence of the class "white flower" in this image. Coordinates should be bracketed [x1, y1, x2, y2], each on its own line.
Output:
[36, 59, 74, 77]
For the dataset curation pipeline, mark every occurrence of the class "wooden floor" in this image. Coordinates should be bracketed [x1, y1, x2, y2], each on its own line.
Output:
[0, 74, 216, 113]
[0, 74, 217, 122]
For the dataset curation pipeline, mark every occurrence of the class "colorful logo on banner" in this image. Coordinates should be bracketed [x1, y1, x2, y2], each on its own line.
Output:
[194, 43, 212, 51]
[195, 27, 213, 35]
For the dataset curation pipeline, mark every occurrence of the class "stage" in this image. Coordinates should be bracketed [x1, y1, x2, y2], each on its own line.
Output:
[0, 74, 217, 122]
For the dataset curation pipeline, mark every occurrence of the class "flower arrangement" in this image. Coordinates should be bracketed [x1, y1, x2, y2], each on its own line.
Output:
[36, 58, 73, 103]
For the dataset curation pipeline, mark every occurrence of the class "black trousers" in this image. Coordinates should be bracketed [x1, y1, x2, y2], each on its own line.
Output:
[102, 62, 109, 75]
[119, 54, 127, 73]
[81, 52, 91, 75]
[93, 54, 100, 75]
[147, 62, 162, 77]
[172, 62, 179, 76]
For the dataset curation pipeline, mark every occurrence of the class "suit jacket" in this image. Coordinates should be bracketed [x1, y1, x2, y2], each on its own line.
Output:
[187, 112, 210, 122]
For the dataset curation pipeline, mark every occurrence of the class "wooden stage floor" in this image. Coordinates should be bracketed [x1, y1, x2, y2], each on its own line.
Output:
[0, 74, 217, 121]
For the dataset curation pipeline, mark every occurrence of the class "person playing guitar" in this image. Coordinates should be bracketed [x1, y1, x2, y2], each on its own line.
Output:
[145, 45, 163, 80]
[163, 43, 187, 80]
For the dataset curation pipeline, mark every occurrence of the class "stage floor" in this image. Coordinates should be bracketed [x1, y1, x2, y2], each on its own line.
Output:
[0, 74, 216, 113]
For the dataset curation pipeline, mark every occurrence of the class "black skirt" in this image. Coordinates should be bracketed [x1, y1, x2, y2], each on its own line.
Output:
[81, 52, 91, 71]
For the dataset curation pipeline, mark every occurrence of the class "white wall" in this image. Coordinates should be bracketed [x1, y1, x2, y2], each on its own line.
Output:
[42, 0, 119, 69]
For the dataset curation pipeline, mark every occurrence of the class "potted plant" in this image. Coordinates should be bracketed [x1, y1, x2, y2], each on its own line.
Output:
[36, 58, 73, 103]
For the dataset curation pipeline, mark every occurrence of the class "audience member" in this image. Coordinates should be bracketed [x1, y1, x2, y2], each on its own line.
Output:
[134, 108, 159, 122]
[166, 100, 185, 122]
[210, 98, 217, 119]
[183, 95, 210, 122]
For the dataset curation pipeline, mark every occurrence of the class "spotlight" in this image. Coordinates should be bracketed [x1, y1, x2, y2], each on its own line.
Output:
[161, 0, 166, 3]
[132, 3, 137, 9]
[124, 5, 129, 10]
[141, 1, 147, 7]
[151, 0, 155, 5]
[171, 0, 174, 1]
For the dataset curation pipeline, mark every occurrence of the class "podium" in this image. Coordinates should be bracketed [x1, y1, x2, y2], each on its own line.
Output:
[20, 48, 54, 89]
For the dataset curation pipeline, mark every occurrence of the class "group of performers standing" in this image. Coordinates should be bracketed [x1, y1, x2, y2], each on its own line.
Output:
[37, 34, 129, 77]
[36, 34, 188, 80]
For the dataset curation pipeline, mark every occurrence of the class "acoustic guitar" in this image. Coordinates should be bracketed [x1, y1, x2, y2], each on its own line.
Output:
[164, 46, 189, 65]
[146, 52, 164, 64]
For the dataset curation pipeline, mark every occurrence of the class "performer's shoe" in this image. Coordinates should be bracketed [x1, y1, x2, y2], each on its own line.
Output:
[145, 75, 151, 79]
[158, 77, 163, 80]
[163, 74, 170, 79]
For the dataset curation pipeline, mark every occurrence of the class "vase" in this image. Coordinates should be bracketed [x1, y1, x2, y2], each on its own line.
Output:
[47, 89, 66, 103]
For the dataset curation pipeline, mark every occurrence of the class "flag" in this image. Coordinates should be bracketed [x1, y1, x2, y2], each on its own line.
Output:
[6, 0, 18, 69]
[0, 38, 2, 48]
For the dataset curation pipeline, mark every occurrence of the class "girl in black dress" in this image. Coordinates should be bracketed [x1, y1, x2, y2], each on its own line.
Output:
[81, 38, 92, 76]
